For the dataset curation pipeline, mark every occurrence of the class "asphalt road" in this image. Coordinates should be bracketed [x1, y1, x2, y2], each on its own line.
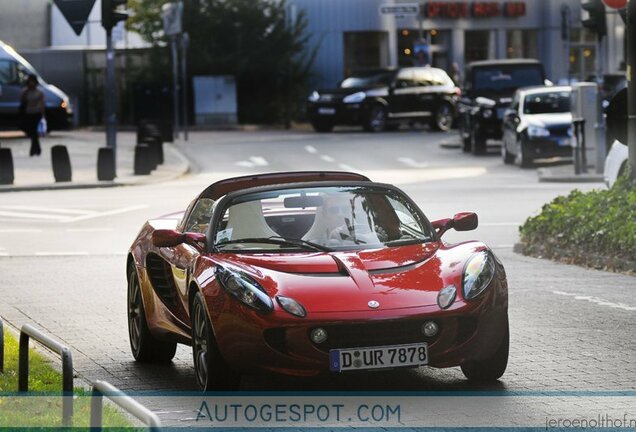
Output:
[0, 128, 634, 428]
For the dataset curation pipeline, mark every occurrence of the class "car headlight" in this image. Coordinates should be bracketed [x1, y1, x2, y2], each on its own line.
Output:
[343, 91, 366, 104]
[216, 266, 273, 312]
[527, 125, 550, 137]
[482, 108, 494, 119]
[462, 251, 496, 300]
[308, 91, 320, 102]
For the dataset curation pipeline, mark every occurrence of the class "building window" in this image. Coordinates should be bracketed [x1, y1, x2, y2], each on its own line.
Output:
[397, 29, 450, 69]
[506, 30, 538, 59]
[465, 30, 490, 62]
[343, 32, 389, 77]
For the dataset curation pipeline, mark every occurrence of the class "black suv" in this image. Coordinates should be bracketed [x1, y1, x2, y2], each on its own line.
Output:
[457, 59, 547, 154]
[307, 67, 458, 133]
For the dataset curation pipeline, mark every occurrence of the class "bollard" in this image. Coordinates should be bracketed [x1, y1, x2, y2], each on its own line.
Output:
[51, 145, 72, 182]
[97, 147, 116, 181]
[134, 144, 152, 175]
[142, 137, 164, 165]
[0, 147, 14, 185]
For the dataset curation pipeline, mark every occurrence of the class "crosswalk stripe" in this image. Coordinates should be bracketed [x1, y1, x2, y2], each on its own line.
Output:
[1, 205, 97, 215]
[0, 211, 70, 221]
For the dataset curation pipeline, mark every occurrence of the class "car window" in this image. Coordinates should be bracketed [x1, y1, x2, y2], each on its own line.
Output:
[413, 68, 434, 87]
[340, 71, 394, 88]
[184, 198, 215, 234]
[214, 185, 433, 252]
[523, 91, 570, 114]
[395, 69, 415, 88]
[0, 60, 17, 85]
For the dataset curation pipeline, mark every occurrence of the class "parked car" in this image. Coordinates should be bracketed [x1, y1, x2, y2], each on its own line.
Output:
[307, 67, 459, 133]
[604, 140, 629, 188]
[458, 59, 548, 154]
[127, 171, 509, 390]
[0, 40, 72, 131]
[501, 86, 572, 168]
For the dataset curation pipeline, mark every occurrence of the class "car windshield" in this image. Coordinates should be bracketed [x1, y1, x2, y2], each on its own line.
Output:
[214, 185, 433, 252]
[523, 91, 570, 114]
[473, 66, 544, 93]
[340, 71, 394, 89]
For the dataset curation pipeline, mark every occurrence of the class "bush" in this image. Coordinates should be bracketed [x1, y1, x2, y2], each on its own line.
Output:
[519, 168, 636, 272]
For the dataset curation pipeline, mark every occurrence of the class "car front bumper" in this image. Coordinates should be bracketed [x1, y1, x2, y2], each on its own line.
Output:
[525, 136, 573, 159]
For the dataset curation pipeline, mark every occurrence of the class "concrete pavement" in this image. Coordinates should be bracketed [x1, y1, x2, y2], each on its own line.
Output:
[0, 130, 190, 192]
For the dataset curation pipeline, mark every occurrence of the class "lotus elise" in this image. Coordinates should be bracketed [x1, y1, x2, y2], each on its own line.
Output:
[127, 172, 509, 390]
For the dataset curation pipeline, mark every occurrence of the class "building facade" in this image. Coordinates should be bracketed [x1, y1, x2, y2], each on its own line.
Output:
[291, 0, 626, 88]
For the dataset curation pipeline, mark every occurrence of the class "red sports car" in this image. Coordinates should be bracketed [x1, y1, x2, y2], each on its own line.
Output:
[127, 172, 509, 390]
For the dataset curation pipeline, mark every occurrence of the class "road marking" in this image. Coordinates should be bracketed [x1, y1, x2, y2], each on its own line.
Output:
[1, 205, 96, 215]
[321, 155, 335, 163]
[0, 229, 43, 233]
[553, 291, 636, 311]
[0, 211, 70, 221]
[339, 164, 359, 172]
[66, 228, 114, 232]
[305, 145, 318, 154]
[35, 252, 90, 256]
[0, 252, 7, 257]
[397, 157, 429, 168]
[61, 205, 149, 223]
[235, 156, 269, 168]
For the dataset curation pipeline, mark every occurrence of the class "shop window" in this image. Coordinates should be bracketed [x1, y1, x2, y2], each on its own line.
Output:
[465, 30, 490, 62]
[397, 29, 450, 68]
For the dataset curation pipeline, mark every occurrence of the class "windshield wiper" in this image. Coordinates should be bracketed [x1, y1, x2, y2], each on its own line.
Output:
[215, 236, 332, 252]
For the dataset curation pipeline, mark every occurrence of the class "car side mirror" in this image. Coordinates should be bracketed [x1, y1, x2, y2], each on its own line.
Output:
[432, 212, 478, 237]
[152, 229, 206, 250]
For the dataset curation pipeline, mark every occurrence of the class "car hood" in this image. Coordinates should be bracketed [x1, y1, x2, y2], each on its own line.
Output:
[523, 112, 572, 128]
[216, 242, 485, 313]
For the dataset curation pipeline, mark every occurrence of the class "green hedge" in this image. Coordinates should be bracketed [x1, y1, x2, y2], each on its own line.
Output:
[519, 169, 636, 272]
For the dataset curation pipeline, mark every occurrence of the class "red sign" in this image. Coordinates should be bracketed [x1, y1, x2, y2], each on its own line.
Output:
[423, 2, 526, 19]
[602, 0, 627, 9]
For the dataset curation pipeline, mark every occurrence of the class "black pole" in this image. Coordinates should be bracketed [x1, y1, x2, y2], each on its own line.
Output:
[628, 0, 636, 178]
[105, 28, 117, 175]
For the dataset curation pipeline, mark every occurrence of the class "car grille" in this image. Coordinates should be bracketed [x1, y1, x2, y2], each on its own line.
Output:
[311, 319, 440, 352]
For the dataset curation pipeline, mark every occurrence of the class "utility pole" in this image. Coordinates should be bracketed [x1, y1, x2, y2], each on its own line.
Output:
[162, 2, 183, 141]
[181, 32, 189, 141]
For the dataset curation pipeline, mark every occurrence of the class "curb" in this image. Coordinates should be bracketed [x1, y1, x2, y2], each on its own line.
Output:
[537, 167, 604, 183]
[0, 143, 190, 193]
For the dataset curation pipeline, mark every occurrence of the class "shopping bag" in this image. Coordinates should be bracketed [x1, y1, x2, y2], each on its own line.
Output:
[37, 117, 47, 137]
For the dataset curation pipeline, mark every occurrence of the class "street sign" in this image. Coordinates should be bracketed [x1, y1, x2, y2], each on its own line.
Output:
[162, 2, 183, 36]
[54, 0, 97, 36]
[379, 3, 420, 16]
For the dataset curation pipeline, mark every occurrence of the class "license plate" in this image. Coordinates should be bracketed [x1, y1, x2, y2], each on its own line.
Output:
[318, 107, 336, 115]
[329, 342, 428, 372]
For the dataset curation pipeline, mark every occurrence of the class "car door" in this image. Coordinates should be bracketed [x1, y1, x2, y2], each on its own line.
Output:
[411, 68, 437, 118]
[389, 68, 416, 118]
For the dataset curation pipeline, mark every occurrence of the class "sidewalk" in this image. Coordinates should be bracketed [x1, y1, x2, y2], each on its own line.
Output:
[537, 164, 604, 183]
[0, 130, 190, 192]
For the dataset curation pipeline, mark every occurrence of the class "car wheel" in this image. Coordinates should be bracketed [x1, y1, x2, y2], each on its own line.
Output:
[311, 121, 334, 133]
[470, 130, 487, 155]
[502, 140, 515, 164]
[515, 138, 533, 168]
[191, 291, 240, 391]
[461, 316, 509, 381]
[364, 105, 387, 132]
[128, 266, 177, 363]
[431, 102, 454, 132]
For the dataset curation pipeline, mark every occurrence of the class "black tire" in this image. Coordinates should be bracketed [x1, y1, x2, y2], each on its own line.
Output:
[470, 129, 487, 155]
[515, 139, 533, 168]
[461, 317, 509, 381]
[128, 267, 177, 363]
[431, 102, 454, 132]
[191, 291, 240, 391]
[363, 105, 387, 132]
[502, 140, 515, 164]
[311, 121, 334, 133]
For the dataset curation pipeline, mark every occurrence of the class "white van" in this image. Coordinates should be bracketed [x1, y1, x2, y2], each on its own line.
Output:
[0, 40, 72, 130]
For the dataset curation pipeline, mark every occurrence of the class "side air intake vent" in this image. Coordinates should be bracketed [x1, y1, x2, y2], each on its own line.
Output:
[146, 253, 177, 306]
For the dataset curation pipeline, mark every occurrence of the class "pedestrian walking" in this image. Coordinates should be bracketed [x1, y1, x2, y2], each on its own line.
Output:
[20, 74, 45, 156]
[449, 62, 462, 87]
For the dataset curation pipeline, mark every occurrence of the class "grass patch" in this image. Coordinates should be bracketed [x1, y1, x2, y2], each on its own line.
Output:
[519, 170, 636, 272]
[0, 329, 139, 429]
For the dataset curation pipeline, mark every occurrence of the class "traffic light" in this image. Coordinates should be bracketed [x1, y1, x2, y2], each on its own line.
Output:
[581, 0, 607, 37]
[102, 0, 128, 31]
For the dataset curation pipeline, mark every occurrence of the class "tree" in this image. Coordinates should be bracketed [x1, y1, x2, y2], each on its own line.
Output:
[127, 0, 317, 124]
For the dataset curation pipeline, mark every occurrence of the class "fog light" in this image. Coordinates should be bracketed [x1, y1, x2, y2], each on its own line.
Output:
[422, 321, 439, 337]
[310, 328, 328, 344]
[437, 285, 457, 309]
